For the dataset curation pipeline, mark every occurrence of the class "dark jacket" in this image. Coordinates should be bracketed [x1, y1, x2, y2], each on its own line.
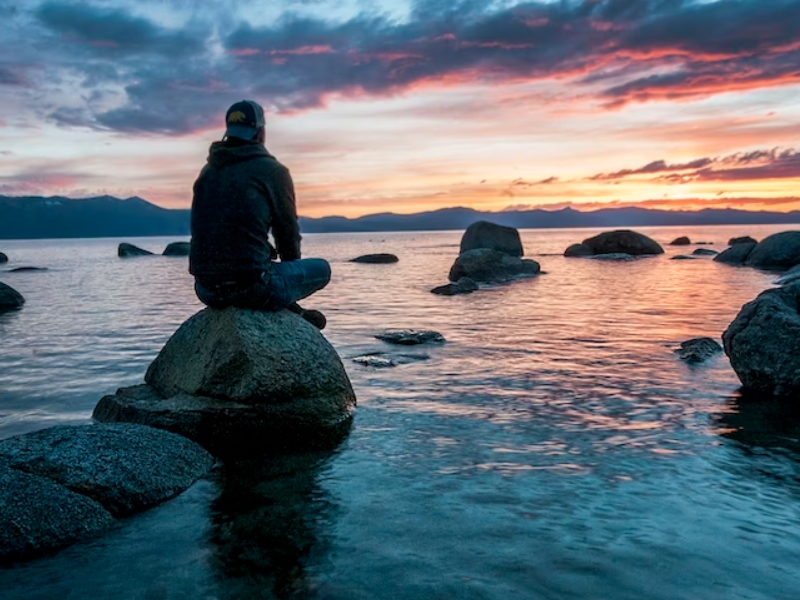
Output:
[189, 139, 301, 281]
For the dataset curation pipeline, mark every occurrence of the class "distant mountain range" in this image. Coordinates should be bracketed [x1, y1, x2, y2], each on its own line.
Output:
[2, 195, 800, 240]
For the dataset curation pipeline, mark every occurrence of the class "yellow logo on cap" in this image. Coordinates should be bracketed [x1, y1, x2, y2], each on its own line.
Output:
[228, 111, 247, 123]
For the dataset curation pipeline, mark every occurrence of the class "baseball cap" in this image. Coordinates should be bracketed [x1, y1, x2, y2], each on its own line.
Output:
[224, 100, 265, 140]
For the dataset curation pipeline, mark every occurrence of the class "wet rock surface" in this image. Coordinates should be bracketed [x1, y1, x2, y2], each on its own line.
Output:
[675, 337, 722, 363]
[118, 243, 154, 257]
[723, 282, 800, 397]
[375, 329, 445, 345]
[0, 281, 25, 311]
[431, 277, 478, 295]
[565, 230, 664, 257]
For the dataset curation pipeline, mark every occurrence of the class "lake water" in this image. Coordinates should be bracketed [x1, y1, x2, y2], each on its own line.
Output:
[1, 225, 800, 599]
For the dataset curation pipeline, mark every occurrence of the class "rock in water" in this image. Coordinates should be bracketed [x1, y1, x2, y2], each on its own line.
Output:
[0, 465, 115, 564]
[375, 330, 445, 345]
[350, 253, 399, 264]
[431, 277, 478, 296]
[0, 424, 214, 517]
[692, 248, 719, 256]
[459, 221, 524, 257]
[580, 230, 664, 256]
[0, 281, 25, 311]
[745, 231, 800, 270]
[163, 241, 191, 256]
[564, 243, 594, 257]
[448, 248, 540, 283]
[723, 282, 800, 397]
[729, 236, 757, 245]
[675, 338, 722, 363]
[714, 242, 756, 265]
[118, 243, 154, 257]
[775, 264, 800, 286]
[0, 252, 7, 263]
[98, 308, 357, 453]
[670, 236, 691, 245]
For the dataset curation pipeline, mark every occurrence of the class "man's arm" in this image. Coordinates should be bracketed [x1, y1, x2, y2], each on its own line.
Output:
[267, 166, 302, 261]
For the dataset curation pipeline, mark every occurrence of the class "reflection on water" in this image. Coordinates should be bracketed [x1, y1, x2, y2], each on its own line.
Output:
[2, 226, 800, 598]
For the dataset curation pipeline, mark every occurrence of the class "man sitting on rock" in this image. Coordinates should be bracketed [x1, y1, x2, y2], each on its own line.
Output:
[190, 100, 330, 329]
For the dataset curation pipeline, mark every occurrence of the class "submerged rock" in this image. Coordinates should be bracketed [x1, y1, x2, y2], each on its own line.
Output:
[0, 424, 214, 517]
[118, 243, 154, 257]
[670, 236, 691, 246]
[8, 266, 48, 272]
[692, 248, 719, 256]
[448, 248, 540, 283]
[351, 352, 430, 367]
[96, 308, 356, 454]
[0, 281, 25, 311]
[671, 255, 696, 260]
[723, 282, 800, 397]
[163, 241, 191, 256]
[714, 242, 756, 265]
[675, 337, 722, 363]
[729, 236, 757, 246]
[566, 230, 664, 257]
[350, 253, 399, 264]
[0, 464, 115, 564]
[745, 231, 800, 270]
[431, 277, 478, 296]
[459, 221, 523, 257]
[375, 329, 445, 345]
[588, 253, 636, 261]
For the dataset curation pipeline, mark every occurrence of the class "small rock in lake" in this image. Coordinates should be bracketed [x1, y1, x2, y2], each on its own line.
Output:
[675, 337, 722, 363]
[588, 253, 637, 261]
[671, 255, 696, 260]
[9, 266, 48, 272]
[564, 243, 594, 257]
[692, 248, 719, 256]
[350, 253, 399, 264]
[431, 277, 478, 296]
[163, 241, 191, 256]
[118, 243, 154, 257]
[375, 329, 445, 345]
[0, 281, 25, 311]
[568, 230, 664, 257]
[0, 252, 7, 264]
[670, 236, 691, 246]
[729, 236, 757, 246]
[352, 354, 396, 368]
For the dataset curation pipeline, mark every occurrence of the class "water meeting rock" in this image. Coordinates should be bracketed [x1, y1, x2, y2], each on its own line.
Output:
[723, 282, 800, 398]
[459, 221, 524, 257]
[449, 248, 540, 283]
[431, 277, 478, 296]
[675, 337, 722, 363]
[163, 241, 191, 256]
[692, 248, 719, 256]
[714, 242, 756, 265]
[578, 230, 664, 256]
[0, 281, 25, 311]
[375, 329, 445, 345]
[0, 251, 7, 263]
[564, 243, 594, 257]
[350, 253, 399, 264]
[118, 242, 154, 257]
[96, 308, 356, 454]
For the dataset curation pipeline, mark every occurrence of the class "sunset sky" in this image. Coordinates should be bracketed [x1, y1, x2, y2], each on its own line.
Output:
[0, 0, 799, 218]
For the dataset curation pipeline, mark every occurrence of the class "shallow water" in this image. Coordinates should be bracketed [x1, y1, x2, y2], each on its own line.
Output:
[1, 225, 800, 599]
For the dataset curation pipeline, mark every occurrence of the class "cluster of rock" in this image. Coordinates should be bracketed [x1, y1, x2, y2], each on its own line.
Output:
[715, 231, 800, 269]
[118, 241, 191, 257]
[565, 230, 664, 258]
[94, 308, 357, 455]
[431, 221, 540, 295]
[0, 423, 213, 563]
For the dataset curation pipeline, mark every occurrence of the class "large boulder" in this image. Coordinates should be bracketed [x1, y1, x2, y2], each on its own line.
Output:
[0, 464, 115, 564]
[745, 231, 800, 270]
[714, 242, 756, 265]
[723, 282, 800, 397]
[163, 241, 191, 256]
[118, 243, 153, 257]
[97, 308, 356, 453]
[448, 248, 540, 283]
[579, 230, 664, 256]
[0, 424, 214, 517]
[459, 221, 523, 257]
[0, 281, 25, 311]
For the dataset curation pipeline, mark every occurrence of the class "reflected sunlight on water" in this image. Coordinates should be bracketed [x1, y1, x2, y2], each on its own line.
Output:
[1, 225, 800, 599]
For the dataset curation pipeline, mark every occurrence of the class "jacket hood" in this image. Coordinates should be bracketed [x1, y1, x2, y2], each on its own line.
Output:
[207, 139, 274, 168]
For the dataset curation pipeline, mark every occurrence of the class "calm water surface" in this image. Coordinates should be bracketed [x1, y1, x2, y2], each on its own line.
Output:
[1, 225, 800, 599]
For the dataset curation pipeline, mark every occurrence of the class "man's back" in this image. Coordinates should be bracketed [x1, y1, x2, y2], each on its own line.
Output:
[190, 138, 301, 281]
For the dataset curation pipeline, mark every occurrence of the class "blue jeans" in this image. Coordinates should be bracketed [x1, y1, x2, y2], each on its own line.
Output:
[195, 258, 331, 311]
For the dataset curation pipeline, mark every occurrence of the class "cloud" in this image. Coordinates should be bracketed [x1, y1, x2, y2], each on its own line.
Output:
[591, 158, 715, 180]
[0, 0, 797, 133]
